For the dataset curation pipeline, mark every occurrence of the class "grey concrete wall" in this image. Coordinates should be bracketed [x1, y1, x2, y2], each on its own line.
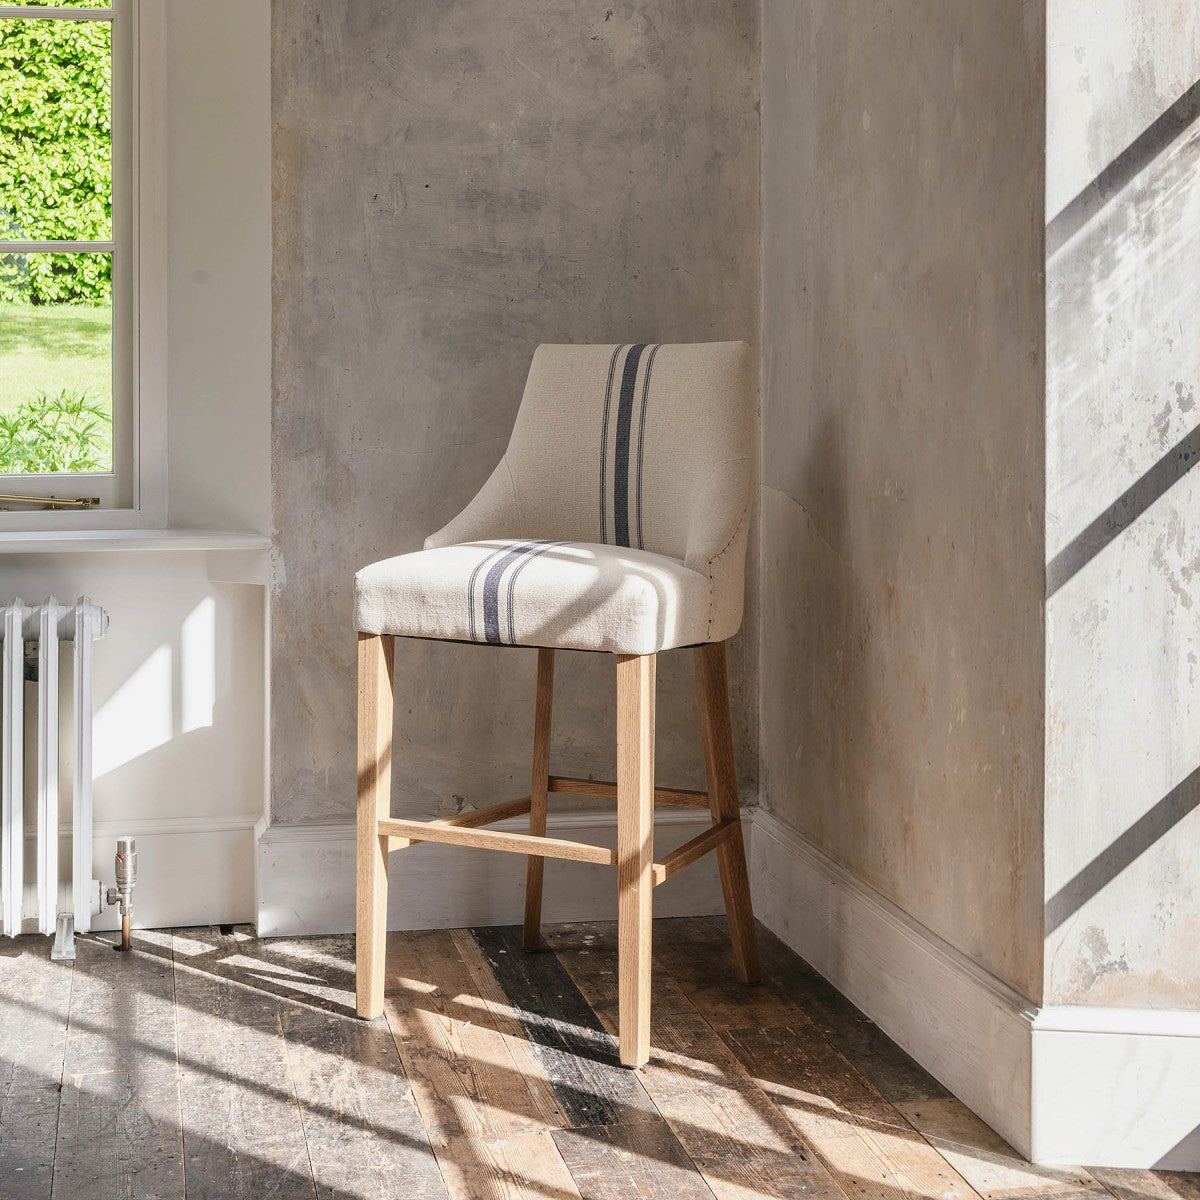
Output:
[1044, 1, 1200, 1006]
[760, 1, 1047, 999]
[271, 2, 759, 827]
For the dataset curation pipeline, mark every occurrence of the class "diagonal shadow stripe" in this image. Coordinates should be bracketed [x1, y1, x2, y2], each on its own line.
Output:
[1047, 77, 1200, 255]
[1045, 762, 1200, 934]
[1046, 425, 1200, 597]
[470, 923, 654, 1128]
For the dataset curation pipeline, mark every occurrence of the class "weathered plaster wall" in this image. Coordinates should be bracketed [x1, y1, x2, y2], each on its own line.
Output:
[1044, 1, 1200, 1006]
[271, 2, 759, 827]
[760, 1, 1046, 999]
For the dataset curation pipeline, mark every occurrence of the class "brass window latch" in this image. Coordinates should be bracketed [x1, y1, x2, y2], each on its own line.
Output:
[0, 493, 101, 511]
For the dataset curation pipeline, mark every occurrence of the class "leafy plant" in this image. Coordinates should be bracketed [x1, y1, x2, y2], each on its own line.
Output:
[0, 14, 112, 304]
[0, 388, 111, 473]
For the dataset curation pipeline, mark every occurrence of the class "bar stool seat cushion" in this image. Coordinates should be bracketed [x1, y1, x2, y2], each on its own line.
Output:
[354, 539, 722, 655]
[354, 341, 752, 655]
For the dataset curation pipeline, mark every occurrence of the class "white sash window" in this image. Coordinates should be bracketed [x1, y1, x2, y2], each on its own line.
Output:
[0, 1, 164, 524]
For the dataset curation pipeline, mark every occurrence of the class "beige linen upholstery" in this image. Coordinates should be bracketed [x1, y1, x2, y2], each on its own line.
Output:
[353, 341, 752, 654]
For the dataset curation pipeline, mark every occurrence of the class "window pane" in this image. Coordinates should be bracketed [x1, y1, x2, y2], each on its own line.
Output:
[0, 252, 112, 475]
[0, 16, 112, 241]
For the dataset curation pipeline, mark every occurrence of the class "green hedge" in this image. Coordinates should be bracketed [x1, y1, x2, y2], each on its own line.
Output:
[0, 15, 112, 305]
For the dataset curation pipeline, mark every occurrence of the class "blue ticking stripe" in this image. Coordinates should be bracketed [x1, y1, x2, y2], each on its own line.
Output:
[612, 343, 647, 547]
[467, 544, 512, 642]
[505, 540, 566, 644]
[482, 541, 543, 645]
[597, 345, 625, 545]
[634, 343, 661, 550]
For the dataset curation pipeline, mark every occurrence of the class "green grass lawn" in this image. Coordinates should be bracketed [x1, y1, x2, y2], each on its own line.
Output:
[0, 302, 112, 415]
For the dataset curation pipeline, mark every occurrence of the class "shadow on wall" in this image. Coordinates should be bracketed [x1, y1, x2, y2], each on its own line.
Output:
[92, 596, 219, 780]
[1045, 764, 1200, 935]
[1045, 426, 1200, 598]
[1046, 78, 1200, 256]
[16, 594, 231, 818]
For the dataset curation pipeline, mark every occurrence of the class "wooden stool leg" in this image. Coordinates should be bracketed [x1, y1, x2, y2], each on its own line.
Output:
[695, 641, 760, 984]
[356, 633, 394, 1018]
[523, 648, 555, 950]
[616, 652, 655, 1068]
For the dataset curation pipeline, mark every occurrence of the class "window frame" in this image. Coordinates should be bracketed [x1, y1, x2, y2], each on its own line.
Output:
[0, 0, 165, 530]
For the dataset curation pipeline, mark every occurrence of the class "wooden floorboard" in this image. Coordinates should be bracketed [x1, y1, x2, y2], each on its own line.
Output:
[471, 924, 720, 1197]
[751, 921, 951, 1106]
[170, 926, 317, 1200]
[660, 919, 1107, 1200]
[265, 935, 448, 1200]
[894, 1098, 1113, 1200]
[544, 922, 849, 1199]
[51, 932, 184, 1200]
[721, 1023, 979, 1200]
[384, 927, 569, 1143]
[383, 927, 583, 1199]
[551, 1122, 718, 1200]
[1, 915, 1194, 1198]
[650, 919, 995, 1200]
[0, 937, 74, 1200]
[469, 924, 661, 1129]
[1089, 1169, 1200, 1200]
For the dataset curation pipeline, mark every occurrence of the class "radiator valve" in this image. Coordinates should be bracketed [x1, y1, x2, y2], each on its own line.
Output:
[106, 837, 136, 951]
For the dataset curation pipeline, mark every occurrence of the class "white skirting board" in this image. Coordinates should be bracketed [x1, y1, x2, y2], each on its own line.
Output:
[1030, 1007, 1200, 1169]
[256, 807, 728, 938]
[24, 815, 257, 934]
[751, 807, 1200, 1169]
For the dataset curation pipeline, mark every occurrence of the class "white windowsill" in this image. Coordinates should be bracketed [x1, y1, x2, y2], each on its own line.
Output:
[0, 528, 271, 555]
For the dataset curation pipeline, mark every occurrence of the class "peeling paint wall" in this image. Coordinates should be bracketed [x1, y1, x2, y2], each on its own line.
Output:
[760, 2, 1046, 999]
[271, 2, 759, 828]
[1044, 1, 1200, 1006]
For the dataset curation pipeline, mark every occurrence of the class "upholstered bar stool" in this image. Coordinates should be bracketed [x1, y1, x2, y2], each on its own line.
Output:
[353, 341, 759, 1067]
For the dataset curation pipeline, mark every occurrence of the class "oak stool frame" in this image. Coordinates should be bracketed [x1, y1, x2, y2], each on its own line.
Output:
[354, 636, 759, 1068]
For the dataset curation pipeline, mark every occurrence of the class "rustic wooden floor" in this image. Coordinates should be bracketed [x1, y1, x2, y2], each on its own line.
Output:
[0, 917, 1195, 1200]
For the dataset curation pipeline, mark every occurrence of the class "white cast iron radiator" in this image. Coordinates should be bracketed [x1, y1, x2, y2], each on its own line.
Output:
[0, 598, 108, 957]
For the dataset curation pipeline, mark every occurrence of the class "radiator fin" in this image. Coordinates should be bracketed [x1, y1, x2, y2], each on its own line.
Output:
[0, 598, 108, 938]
